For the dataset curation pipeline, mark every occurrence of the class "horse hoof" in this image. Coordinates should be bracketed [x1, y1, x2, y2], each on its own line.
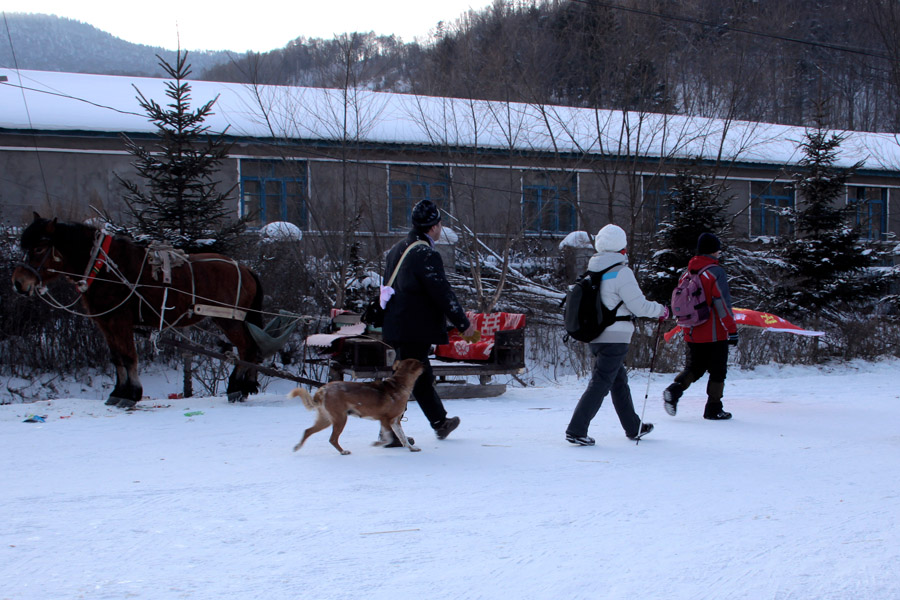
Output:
[227, 391, 245, 403]
[104, 397, 121, 406]
[113, 397, 137, 409]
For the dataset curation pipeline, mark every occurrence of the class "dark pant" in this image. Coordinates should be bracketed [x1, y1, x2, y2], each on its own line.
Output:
[567, 343, 641, 438]
[672, 341, 729, 416]
[385, 341, 447, 429]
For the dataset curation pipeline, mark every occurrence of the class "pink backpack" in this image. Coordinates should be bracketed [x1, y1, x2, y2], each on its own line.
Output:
[670, 265, 714, 327]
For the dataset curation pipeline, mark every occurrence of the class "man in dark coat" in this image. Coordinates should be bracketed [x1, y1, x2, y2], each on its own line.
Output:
[382, 199, 475, 441]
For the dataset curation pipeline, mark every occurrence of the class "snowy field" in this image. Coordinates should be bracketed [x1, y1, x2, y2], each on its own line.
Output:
[1, 359, 898, 600]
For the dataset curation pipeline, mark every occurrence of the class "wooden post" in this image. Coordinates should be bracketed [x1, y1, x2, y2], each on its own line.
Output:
[182, 351, 193, 398]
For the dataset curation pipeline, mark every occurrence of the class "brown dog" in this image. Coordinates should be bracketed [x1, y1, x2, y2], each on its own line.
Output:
[289, 358, 424, 455]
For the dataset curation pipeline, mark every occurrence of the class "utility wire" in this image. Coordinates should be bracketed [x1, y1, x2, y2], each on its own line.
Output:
[2, 11, 52, 207]
[571, 0, 891, 62]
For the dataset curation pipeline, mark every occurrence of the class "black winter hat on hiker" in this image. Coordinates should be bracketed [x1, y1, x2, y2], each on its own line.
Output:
[411, 199, 442, 229]
[697, 232, 721, 255]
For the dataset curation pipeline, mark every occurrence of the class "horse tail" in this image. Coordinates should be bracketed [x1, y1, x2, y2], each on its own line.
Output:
[247, 269, 265, 329]
[289, 387, 318, 411]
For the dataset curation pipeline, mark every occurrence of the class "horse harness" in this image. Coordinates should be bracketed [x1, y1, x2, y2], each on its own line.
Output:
[76, 230, 114, 292]
[24, 228, 249, 325]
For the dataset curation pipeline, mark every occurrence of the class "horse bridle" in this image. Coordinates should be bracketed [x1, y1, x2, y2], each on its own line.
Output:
[17, 230, 112, 294]
[16, 236, 60, 292]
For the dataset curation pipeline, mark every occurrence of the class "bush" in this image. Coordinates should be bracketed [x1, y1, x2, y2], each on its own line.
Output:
[4, 222, 900, 402]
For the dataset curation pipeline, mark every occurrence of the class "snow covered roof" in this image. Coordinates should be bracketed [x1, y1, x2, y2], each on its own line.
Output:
[3, 68, 900, 171]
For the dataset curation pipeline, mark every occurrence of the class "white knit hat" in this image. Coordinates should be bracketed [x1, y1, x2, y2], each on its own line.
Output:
[594, 224, 627, 252]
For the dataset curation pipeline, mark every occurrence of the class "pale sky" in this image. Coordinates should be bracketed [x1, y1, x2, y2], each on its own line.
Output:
[1, 0, 498, 53]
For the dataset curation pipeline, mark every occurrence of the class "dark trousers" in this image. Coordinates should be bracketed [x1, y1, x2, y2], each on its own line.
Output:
[673, 341, 729, 416]
[385, 341, 447, 429]
[567, 343, 641, 439]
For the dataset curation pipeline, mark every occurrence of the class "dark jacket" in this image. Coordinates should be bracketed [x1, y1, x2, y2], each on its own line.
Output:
[382, 230, 470, 345]
[682, 254, 737, 343]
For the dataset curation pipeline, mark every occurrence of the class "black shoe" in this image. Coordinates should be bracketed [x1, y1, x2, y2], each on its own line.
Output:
[384, 436, 415, 448]
[627, 422, 654, 440]
[566, 433, 596, 446]
[704, 411, 732, 420]
[663, 386, 679, 416]
[435, 416, 460, 440]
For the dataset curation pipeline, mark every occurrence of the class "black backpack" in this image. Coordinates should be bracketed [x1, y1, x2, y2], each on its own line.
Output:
[563, 264, 631, 343]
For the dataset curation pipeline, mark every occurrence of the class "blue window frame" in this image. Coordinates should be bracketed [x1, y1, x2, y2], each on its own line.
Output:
[751, 182, 794, 237]
[240, 160, 308, 228]
[848, 186, 887, 241]
[642, 175, 678, 228]
[522, 176, 577, 234]
[388, 174, 448, 231]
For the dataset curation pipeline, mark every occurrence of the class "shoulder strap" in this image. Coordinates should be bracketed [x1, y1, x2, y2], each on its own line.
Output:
[689, 264, 714, 277]
[387, 240, 429, 287]
[586, 262, 621, 284]
[588, 264, 630, 320]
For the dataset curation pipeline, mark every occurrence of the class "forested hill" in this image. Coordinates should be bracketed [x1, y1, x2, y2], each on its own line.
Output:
[203, 0, 900, 134]
[0, 13, 230, 77]
[4, 2, 900, 133]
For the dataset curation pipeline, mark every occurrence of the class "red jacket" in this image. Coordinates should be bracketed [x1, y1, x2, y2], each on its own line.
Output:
[682, 255, 737, 343]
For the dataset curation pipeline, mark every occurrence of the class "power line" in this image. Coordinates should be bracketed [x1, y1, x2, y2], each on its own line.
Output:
[2, 11, 52, 207]
[571, 0, 891, 62]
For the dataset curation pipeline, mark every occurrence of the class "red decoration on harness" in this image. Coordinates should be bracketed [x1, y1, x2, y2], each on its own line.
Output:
[82, 234, 112, 291]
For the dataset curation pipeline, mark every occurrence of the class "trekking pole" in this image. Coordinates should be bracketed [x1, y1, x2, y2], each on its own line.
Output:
[636, 319, 664, 446]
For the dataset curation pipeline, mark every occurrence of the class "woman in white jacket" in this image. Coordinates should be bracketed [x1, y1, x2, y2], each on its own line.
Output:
[565, 224, 668, 446]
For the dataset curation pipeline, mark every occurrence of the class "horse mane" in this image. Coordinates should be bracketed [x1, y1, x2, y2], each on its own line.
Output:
[21, 218, 93, 251]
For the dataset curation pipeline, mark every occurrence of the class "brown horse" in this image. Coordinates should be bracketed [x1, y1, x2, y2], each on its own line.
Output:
[11, 213, 264, 408]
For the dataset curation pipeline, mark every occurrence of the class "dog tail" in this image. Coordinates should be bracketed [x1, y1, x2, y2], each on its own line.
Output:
[288, 387, 317, 411]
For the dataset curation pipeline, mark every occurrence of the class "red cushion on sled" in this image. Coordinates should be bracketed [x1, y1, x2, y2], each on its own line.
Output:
[435, 312, 526, 362]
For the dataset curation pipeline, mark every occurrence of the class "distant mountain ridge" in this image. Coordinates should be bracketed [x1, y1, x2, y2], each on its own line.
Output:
[0, 13, 233, 77]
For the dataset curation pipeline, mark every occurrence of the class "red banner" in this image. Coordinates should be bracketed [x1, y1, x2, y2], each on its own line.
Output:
[664, 308, 824, 342]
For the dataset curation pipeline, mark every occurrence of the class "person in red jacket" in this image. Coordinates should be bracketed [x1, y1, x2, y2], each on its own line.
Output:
[663, 233, 738, 420]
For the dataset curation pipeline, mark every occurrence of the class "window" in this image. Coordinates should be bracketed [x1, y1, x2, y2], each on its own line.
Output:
[388, 166, 449, 231]
[642, 175, 678, 228]
[751, 182, 794, 237]
[522, 172, 577, 234]
[239, 160, 308, 228]
[848, 186, 887, 241]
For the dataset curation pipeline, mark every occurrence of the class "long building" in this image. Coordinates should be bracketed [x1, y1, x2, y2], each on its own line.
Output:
[2, 68, 898, 260]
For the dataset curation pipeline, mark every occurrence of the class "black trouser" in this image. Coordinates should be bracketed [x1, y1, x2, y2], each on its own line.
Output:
[673, 341, 729, 416]
[385, 341, 447, 429]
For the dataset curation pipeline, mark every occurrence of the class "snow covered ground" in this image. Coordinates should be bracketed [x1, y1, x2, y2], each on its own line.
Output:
[1, 359, 898, 600]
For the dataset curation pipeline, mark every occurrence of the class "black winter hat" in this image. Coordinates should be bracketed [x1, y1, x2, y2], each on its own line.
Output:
[696, 232, 721, 255]
[411, 199, 442, 229]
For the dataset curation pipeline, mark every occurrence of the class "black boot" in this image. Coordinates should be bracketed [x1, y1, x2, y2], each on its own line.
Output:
[704, 411, 732, 420]
[627, 422, 654, 440]
[663, 383, 683, 416]
[384, 435, 415, 447]
[435, 416, 460, 439]
[703, 381, 730, 420]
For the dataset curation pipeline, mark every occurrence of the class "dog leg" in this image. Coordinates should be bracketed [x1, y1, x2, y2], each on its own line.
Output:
[293, 412, 331, 452]
[372, 424, 393, 447]
[389, 419, 421, 452]
[328, 412, 351, 455]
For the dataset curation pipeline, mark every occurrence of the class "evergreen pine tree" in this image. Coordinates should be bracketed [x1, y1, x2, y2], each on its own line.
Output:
[118, 50, 246, 253]
[776, 126, 874, 318]
[644, 169, 730, 303]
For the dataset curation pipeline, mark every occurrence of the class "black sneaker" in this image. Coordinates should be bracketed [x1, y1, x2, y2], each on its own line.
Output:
[704, 411, 732, 420]
[566, 433, 596, 446]
[663, 387, 679, 416]
[435, 416, 460, 439]
[627, 422, 654, 440]
[384, 436, 415, 447]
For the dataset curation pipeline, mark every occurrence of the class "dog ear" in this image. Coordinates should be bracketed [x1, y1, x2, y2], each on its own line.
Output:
[392, 360, 400, 371]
